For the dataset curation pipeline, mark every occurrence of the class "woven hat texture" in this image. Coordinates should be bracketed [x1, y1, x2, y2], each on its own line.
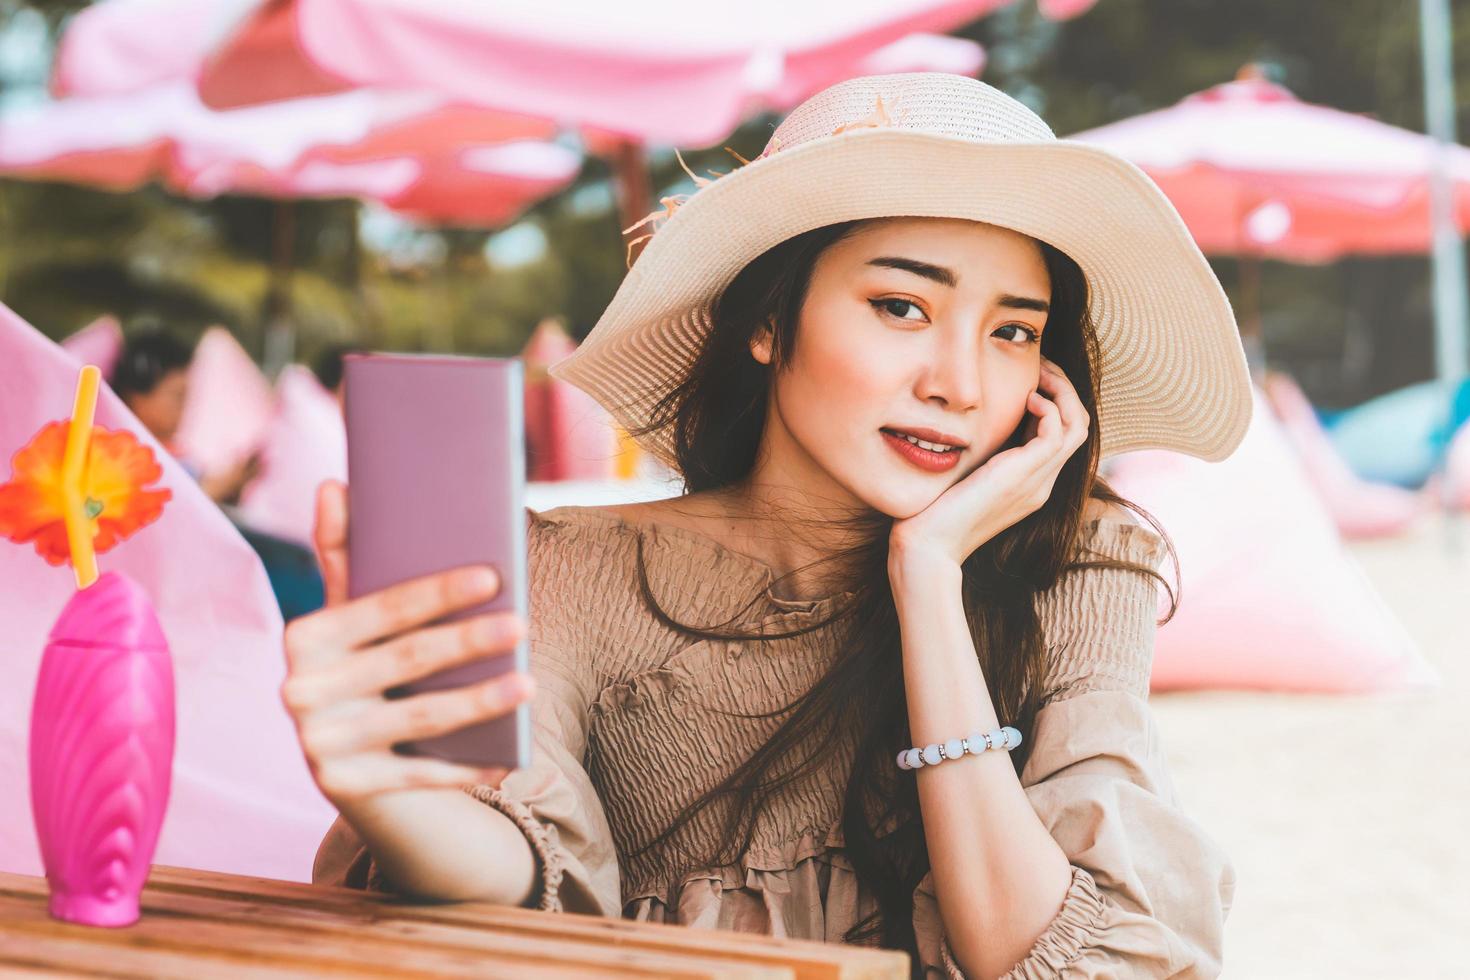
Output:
[550, 72, 1253, 466]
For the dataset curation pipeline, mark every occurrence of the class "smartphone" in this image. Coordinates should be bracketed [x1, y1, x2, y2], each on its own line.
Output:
[343, 352, 530, 770]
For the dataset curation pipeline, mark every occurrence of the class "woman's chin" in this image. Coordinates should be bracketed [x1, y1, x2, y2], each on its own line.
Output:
[851, 478, 949, 521]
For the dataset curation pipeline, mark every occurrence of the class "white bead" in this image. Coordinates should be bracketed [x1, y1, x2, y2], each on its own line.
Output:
[966, 732, 987, 755]
[921, 743, 943, 767]
[987, 729, 1005, 751]
[896, 750, 912, 770]
[904, 747, 925, 769]
[944, 738, 965, 761]
[1004, 727, 1023, 749]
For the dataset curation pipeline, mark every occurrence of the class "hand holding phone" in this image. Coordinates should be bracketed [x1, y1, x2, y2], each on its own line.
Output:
[280, 481, 534, 804]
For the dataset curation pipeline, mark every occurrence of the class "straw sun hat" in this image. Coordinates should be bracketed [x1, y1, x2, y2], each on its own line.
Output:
[549, 72, 1253, 466]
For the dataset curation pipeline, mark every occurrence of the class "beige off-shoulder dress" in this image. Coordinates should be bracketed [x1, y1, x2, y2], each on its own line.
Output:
[315, 505, 1235, 978]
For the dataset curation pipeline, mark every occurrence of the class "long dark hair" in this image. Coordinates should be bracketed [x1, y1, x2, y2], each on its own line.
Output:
[620, 219, 1178, 967]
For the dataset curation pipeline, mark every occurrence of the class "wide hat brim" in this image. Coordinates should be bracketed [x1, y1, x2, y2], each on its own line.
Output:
[550, 127, 1253, 466]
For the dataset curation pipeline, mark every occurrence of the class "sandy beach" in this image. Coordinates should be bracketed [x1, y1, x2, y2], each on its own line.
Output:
[1152, 517, 1470, 979]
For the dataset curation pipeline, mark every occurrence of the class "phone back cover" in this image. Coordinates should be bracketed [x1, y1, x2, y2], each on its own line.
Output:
[343, 353, 530, 770]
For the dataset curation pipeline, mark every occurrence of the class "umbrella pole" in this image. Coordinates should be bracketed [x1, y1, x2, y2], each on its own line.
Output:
[1239, 252, 1266, 383]
[1419, 0, 1468, 546]
[262, 199, 297, 379]
[610, 138, 652, 265]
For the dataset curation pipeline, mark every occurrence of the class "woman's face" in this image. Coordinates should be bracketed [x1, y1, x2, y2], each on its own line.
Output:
[123, 368, 189, 446]
[751, 217, 1052, 519]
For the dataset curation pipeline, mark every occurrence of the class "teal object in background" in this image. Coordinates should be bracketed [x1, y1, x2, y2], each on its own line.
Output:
[233, 522, 325, 622]
[1325, 379, 1470, 487]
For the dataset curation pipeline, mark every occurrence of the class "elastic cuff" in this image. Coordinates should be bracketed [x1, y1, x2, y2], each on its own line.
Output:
[997, 865, 1109, 980]
[463, 783, 566, 912]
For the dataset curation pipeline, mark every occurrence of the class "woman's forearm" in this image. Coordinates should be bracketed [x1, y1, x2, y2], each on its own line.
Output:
[332, 788, 538, 905]
[889, 550, 1072, 980]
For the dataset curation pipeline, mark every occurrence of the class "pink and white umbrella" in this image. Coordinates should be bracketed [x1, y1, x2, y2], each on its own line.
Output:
[194, 0, 1011, 145]
[54, 0, 998, 239]
[50, 0, 256, 99]
[58, 0, 991, 116]
[1070, 72, 1470, 261]
[0, 83, 580, 227]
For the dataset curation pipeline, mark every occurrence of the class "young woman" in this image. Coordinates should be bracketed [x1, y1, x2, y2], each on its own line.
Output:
[288, 74, 1250, 979]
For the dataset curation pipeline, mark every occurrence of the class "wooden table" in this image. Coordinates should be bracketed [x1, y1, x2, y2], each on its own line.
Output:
[0, 867, 909, 979]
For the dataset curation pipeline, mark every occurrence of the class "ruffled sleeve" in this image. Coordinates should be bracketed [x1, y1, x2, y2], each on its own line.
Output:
[312, 509, 622, 917]
[911, 515, 1236, 979]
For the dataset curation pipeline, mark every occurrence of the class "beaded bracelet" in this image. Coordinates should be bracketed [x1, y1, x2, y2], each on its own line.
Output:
[895, 726, 1022, 771]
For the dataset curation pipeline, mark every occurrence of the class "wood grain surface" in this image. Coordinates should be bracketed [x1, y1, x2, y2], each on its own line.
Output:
[0, 866, 909, 980]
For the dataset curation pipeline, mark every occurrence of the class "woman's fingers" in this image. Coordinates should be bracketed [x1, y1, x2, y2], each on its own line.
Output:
[302, 672, 535, 758]
[282, 564, 499, 675]
[337, 565, 502, 650]
[287, 613, 526, 710]
[1028, 390, 1063, 444]
[313, 480, 350, 607]
[312, 752, 512, 802]
[1037, 361, 1091, 449]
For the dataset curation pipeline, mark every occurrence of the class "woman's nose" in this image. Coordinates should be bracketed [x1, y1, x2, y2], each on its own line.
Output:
[915, 337, 984, 411]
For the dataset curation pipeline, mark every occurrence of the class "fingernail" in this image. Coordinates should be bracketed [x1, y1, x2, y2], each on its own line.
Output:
[458, 566, 498, 598]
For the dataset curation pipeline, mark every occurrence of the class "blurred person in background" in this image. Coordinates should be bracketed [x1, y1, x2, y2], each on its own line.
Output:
[111, 323, 323, 620]
[312, 342, 363, 410]
[110, 324, 262, 505]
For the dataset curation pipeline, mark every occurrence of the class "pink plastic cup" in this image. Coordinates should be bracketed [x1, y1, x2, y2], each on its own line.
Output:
[29, 571, 175, 927]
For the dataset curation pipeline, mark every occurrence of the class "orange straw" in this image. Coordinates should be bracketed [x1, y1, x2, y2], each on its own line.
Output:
[60, 366, 100, 589]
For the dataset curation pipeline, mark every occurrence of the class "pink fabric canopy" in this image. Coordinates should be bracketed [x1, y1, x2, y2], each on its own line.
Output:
[194, 0, 1011, 145]
[0, 83, 580, 226]
[1106, 387, 1438, 694]
[1070, 75, 1470, 261]
[0, 302, 335, 880]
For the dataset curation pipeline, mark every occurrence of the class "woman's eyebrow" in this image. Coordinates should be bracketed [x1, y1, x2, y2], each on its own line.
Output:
[998, 294, 1050, 314]
[866, 256, 956, 288]
[865, 256, 1049, 313]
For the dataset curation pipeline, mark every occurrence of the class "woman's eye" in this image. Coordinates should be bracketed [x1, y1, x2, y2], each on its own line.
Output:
[870, 298, 926, 321]
[994, 323, 1041, 345]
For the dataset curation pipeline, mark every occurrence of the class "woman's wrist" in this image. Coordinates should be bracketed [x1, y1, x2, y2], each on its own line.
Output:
[887, 536, 964, 599]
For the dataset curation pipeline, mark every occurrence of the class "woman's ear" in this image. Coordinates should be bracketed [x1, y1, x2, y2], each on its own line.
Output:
[749, 319, 775, 366]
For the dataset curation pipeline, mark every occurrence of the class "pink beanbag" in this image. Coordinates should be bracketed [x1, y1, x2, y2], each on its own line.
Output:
[1261, 372, 1426, 539]
[172, 326, 274, 477]
[60, 315, 124, 377]
[1107, 387, 1438, 694]
[237, 365, 347, 546]
[1446, 420, 1470, 510]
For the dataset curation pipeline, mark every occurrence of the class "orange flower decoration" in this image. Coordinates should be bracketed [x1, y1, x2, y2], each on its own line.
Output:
[0, 420, 171, 569]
